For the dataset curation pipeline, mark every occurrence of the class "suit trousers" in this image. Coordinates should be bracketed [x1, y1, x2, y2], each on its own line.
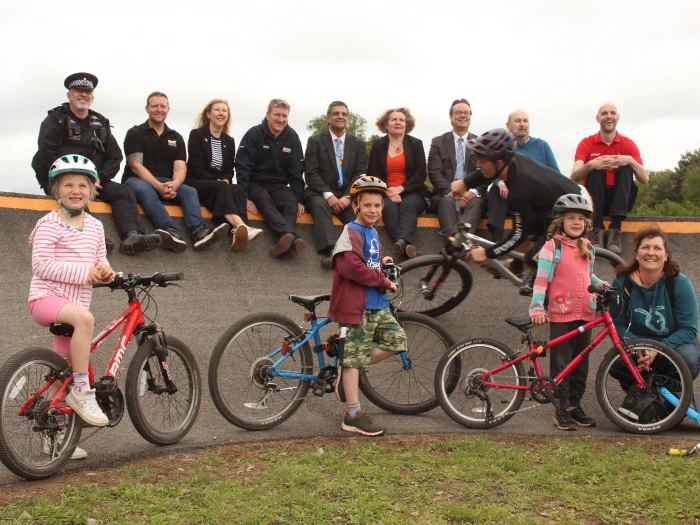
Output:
[303, 192, 355, 253]
[436, 194, 486, 235]
[189, 179, 248, 226]
[382, 191, 426, 243]
[585, 166, 638, 225]
[95, 179, 144, 239]
[548, 320, 591, 410]
[248, 183, 298, 239]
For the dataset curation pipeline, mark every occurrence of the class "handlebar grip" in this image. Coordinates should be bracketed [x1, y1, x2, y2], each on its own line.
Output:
[152, 272, 184, 286]
[587, 284, 597, 293]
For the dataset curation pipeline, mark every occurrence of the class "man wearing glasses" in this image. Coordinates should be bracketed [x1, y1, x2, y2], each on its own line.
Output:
[32, 72, 161, 255]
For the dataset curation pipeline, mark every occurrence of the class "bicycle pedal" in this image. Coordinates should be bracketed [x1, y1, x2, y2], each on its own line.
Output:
[311, 379, 326, 397]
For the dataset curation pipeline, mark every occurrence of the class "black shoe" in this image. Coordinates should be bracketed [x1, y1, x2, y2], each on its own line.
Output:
[105, 237, 116, 254]
[588, 228, 604, 249]
[618, 390, 641, 421]
[341, 410, 384, 436]
[119, 231, 162, 255]
[334, 367, 346, 403]
[569, 407, 596, 427]
[321, 256, 333, 270]
[292, 237, 306, 253]
[193, 223, 228, 251]
[554, 408, 577, 431]
[607, 228, 622, 255]
[155, 229, 187, 252]
[393, 239, 407, 257]
[270, 233, 295, 257]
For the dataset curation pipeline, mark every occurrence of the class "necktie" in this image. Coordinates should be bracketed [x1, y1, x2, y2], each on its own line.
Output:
[335, 138, 344, 187]
[455, 137, 465, 180]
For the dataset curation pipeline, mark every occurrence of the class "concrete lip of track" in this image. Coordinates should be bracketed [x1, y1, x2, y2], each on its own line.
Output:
[0, 195, 698, 484]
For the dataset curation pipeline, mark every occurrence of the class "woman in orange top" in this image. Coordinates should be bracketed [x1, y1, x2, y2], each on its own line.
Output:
[367, 107, 429, 258]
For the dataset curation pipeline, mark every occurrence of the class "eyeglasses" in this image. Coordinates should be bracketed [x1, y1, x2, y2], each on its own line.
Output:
[453, 110, 472, 117]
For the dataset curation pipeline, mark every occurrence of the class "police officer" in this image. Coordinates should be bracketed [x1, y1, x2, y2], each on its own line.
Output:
[31, 72, 161, 255]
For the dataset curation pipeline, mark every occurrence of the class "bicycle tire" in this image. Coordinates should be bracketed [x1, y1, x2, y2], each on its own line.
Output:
[208, 313, 313, 431]
[359, 312, 457, 415]
[0, 348, 82, 480]
[436, 338, 527, 429]
[592, 248, 625, 284]
[596, 339, 692, 434]
[125, 337, 201, 446]
[390, 254, 473, 317]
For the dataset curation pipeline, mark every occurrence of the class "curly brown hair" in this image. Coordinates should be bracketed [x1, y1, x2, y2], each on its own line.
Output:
[543, 216, 593, 261]
[195, 99, 231, 135]
[375, 107, 415, 134]
[615, 225, 680, 280]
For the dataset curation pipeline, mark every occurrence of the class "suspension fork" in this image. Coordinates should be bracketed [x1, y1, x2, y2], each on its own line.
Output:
[147, 330, 178, 394]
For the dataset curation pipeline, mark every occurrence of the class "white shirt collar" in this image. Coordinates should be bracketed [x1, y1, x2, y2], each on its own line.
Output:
[330, 130, 346, 144]
[452, 130, 469, 143]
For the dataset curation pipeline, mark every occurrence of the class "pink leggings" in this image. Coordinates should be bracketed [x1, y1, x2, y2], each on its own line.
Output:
[29, 296, 75, 355]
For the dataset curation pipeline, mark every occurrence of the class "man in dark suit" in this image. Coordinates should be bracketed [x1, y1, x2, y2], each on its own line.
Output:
[304, 101, 367, 268]
[428, 99, 487, 236]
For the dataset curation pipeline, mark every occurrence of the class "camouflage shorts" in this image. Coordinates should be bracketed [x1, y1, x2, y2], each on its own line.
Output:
[341, 308, 407, 369]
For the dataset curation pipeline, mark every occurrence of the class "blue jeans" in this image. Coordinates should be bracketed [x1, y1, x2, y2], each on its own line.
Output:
[125, 177, 206, 237]
[675, 343, 700, 380]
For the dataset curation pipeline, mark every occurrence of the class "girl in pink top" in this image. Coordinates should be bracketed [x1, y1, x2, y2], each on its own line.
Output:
[529, 194, 605, 431]
[28, 155, 114, 428]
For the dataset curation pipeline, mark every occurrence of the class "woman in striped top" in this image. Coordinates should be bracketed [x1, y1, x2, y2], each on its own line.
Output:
[28, 155, 114, 430]
[186, 99, 263, 252]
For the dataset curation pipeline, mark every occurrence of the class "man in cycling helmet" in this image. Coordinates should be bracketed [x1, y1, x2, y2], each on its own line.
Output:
[451, 128, 582, 289]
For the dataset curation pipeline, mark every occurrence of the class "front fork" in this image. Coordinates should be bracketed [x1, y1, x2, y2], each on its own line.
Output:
[138, 326, 178, 395]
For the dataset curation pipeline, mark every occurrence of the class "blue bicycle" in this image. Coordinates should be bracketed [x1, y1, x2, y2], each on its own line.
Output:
[208, 266, 458, 430]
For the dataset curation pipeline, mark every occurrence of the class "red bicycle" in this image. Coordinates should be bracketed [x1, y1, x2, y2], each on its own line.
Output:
[435, 285, 694, 434]
[0, 272, 201, 480]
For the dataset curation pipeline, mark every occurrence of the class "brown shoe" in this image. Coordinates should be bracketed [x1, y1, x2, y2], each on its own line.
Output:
[292, 237, 306, 253]
[405, 244, 420, 259]
[588, 228, 604, 249]
[270, 233, 295, 257]
[393, 239, 407, 257]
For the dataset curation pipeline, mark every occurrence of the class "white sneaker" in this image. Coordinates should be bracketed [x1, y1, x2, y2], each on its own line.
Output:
[246, 225, 264, 241]
[231, 224, 249, 251]
[66, 389, 109, 427]
[43, 431, 87, 460]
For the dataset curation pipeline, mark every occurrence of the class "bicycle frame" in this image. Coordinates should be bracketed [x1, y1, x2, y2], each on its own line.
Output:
[465, 233, 528, 287]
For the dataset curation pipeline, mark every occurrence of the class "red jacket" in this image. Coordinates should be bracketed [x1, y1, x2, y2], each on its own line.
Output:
[328, 225, 393, 325]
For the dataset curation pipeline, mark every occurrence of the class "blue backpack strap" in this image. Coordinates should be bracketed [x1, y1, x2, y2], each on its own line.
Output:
[547, 238, 562, 283]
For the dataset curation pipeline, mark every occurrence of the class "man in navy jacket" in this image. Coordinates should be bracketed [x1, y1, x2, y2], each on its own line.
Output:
[235, 99, 307, 257]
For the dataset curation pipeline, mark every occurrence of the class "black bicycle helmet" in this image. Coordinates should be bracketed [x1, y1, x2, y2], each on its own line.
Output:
[466, 128, 517, 160]
[552, 193, 593, 216]
[350, 175, 388, 197]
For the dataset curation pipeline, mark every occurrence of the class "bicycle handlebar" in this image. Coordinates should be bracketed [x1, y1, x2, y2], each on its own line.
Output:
[382, 262, 401, 283]
[95, 272, 184, 290]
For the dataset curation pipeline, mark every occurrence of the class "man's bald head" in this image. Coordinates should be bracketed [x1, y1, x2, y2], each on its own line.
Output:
[596, 102, 620, 133]
[506, 109, 530, 143]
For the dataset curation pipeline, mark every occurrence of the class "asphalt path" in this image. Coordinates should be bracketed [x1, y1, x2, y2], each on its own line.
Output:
[1, 206, 698, 485]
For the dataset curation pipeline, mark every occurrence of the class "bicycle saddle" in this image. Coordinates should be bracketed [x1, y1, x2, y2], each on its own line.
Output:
[505, 317, 533, 331]
[49, 323, 74, 337]
[289, 294, 331, 309]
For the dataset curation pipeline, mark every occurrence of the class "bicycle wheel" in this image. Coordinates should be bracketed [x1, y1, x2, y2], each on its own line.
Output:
[0, 348, 82, 480]
[208, 313, 313, 431]
[436, 338, 527, 429]
[596, 339, 692, 434]
[593, 248, 624, 284]
[390, 254, 473, 317]
[359, 312, 456, 415]
[125, 336, 201, 446]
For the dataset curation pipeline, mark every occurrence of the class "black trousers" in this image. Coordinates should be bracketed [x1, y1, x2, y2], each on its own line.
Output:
[95, 180, 144, 239]
[382, 192, 426, 243]
[585, 166, 638, 225]
[303, 191, 355, 253]
[549, 320, 591, 410]
[248, 182, 299, 239]
[189, 179, 248, 226]
[435, 194, 486, 235]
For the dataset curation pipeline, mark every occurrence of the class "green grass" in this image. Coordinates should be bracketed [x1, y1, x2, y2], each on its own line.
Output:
[2, 434, 699, 524]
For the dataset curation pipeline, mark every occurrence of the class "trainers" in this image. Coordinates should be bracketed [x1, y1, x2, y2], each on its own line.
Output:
[246, 225, 264, 241]
[119, 230, 162, 256]
[105, 237, 116, 254]
[231, 224, 249, 251]
[405, 244, 420, 259]
[43, 431, 87, 460]
[588, 228, 604, 249]
[155, 229, 187, 252]
[193, 223, 228, 251]
[292, 237, 306, 253]
[554, 408, 577, 431]
[321, 256, 333, 270]
[66, 389, 109, 427]
[341, 410, 384, 436]
[607, 228, 622, 255]
[270, 233, 295, 257]
[569, 406, 596, 427]
[334, 367, 346, 402]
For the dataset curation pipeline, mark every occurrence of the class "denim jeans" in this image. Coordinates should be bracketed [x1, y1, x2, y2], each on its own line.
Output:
[125, 177, 206, 237]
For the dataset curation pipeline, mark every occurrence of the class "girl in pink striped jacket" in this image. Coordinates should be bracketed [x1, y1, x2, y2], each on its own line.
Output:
[28, 155, 114, 429]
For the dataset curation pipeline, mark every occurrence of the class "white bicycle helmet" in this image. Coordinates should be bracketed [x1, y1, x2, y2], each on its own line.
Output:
[48, 155, 98, 183]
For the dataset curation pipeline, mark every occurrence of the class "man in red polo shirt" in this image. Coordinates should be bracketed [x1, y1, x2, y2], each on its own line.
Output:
[570, 103, 648, 254]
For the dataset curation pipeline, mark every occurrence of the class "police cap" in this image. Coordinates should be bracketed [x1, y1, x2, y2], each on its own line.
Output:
[64, 72, 98, 91]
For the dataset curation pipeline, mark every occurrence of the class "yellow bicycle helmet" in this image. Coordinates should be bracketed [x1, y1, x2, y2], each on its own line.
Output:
[349, 175, 388, 197]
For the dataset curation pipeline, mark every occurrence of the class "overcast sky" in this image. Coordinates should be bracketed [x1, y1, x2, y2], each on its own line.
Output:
[2, 1, 699, 195]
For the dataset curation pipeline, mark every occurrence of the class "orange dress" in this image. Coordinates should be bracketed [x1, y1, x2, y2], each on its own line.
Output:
[386, 153, 406, 188]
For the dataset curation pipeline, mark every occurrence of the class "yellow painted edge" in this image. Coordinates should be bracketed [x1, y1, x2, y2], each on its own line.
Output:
[1, 195, 698, 233]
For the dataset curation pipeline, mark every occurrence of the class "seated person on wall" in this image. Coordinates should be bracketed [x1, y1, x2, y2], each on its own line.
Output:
[304, 100, 367, 269]
[368, 107, 429, 259]
[122, 92, 228, 252]
[186, 99, 263, 252]
[609, 226, 700, 418]
[428, 98, 487, 236]
[235, 99, 307, 258]
[571, 103, 649, 255]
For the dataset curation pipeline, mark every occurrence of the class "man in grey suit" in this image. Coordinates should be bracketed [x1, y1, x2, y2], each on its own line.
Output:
[304, 101, 367, 268]
[428, 98, 486, 235]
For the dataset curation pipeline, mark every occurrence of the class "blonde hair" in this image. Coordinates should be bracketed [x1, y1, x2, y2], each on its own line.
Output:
[267, 99, 291, 113]
[52, 173, 97, 202]
[544, 216, 593, 261]
[195, 99, 231, 135]
[375, 107, 416, 134]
